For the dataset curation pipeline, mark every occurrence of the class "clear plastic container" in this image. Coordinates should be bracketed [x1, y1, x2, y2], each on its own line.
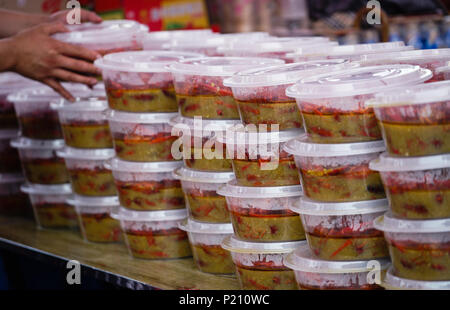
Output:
[0, 130, 21, 174]
[435, 62, 450, 81]
[221, 236, 304, 290]
[178, 219, 234, 274]
[68, 195, 121, 243]
[284, 135, 386, 202]
[370, 153, 449, 219]
[0, 173, 31, 217]
[218, 181, 305, 242]
[367, 81, 450, 156]
[382, 266, 450, 290]
[285, 243, 390, 290]
[106, 110, 178, 162]
[173, 167, 234, 223]
[111, 207, 191, 259]
[11, 138, 69, 185]
[105, 158, 184, 211]
[53, 98, 112, 149]
[95, 51, 204, 113]
[217, 125, 303, 187]
[168, 57, 284, 120]
[374, 213, 450, 281]
[292, 197, 389, 261]
[21, 183, 76, 229]
[285, 65, 432, 143]
[223, 60, 356, 131]
[57, 147, 116, 197]
[142, 29, 214, 51]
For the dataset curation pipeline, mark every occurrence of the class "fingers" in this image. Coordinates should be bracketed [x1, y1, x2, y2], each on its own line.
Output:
[56, 41, 100, 62]
[56, 55, 101, 76]
[41, 22, 69, 35]
[42, 78, 75, 101]
[80, 9, 102, 23]
[51, 68, 98, 87]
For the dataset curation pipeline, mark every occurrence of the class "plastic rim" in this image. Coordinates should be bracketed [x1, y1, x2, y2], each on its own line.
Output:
[217, 125, 304, 145]
[57, 147, 115, 160]
[0, 173, 24, 184]
[10, 138, 64, 150]
[292, 197, 388, 215]
[21, 183, 72, 195]
[370, 153, 449, 172]
[105, 157, 182, 173]
[435, 64, 450, 74]
[217, 180, 302, 198]
[51, 98, 108, 112]
[110, 206, 187, 222]
[382, 267, 450, 290]
[172, 167, 234, 184]
[169, 115, 240, 133]
[178, 219, 233, 234]
[106, 109, 177, 124]
[285, 243, 390, 274]
[219, 37, 333, 53]
[144, 29, 213, 40]
[283, 134, 385, 157]
[165, 35, 230, 49]
[167, 57, 284, 77]
[373, 212, 450, 233]
[66, 195, 119, 207]
[285, 65, 432, 99]
[221, 235, 306, 254]
[7, 84, 92, 103]
[0, 72, 39, 94]
[0, 129, 18, 140]
[360, 48, 450, 62]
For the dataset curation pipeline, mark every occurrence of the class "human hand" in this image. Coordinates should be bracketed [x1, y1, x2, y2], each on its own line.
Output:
[49, 8, 102, 25]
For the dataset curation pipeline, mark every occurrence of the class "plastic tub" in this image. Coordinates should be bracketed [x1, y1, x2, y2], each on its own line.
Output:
[105, 158, 184, 211]
[292, 197, 389, 261]
[217, 125, 303, 187]
[21, 183, 76, 229]
[168, 57, 284, 120]
[222, 236, 304, 290]
[173, 167, 234, 223]
[0, 173, 31, 217]
[286, 65, 432, 143]
[95, 51, 204, 113]
[53, 98, 112, 149]
[223, 60, 355, 131]
[142, 29, 214, 51]
[0, 130, 21, 174]
[284, 136, 386, 202]
[68, 195, 121, 243]
[374, 213, 450, 281]
[107, 110, 178, 162]
[57, 147, 116, 197]
[111, 207, 191, 259]
[11, 138, 69, 185]
[218, 181, 304, 242]
[382, 267, 450, 290]
[285, 243, 390, 290]
[370, 153, 449, 219]
[435, 62, 450, 81]
[367, 81, 450, 156]
[179, 219, 234, 274]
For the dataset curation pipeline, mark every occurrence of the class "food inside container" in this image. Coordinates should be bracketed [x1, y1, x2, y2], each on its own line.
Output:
[0, 130, 21, 174]
[285, 243, 390, 290]
[218, 181, 305, 242]
[107, 110, 178, 162]
[292, 197, 389, 261]
[0, 174, 31, 217]
[367, 81, 450, 156]
[284, 135, 386, 202]
[111, 207, 191, 259]
[285, 65, 432, 143]
[222, 236, 304, 290]
[179, 219, 234, 274]
[173, 167, 234, 223]
[382, 266, 450, 290]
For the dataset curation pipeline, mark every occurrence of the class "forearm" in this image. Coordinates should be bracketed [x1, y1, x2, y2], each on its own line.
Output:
[0, 9, 48, 38]
[0, 38, 17, 71]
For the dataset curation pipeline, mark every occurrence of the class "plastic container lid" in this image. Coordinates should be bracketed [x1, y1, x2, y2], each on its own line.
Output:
[173, 167, 234, 184]
[0, 173, 24, 184]
[217, 180, 302, 198]
[223, 59, 356, 87]
[21, 183, 72, 195]
[169, 115, 240, 133]
[106, 109, 177, 124]
[178, 219, 233, 234]
[8, 83, 92, 103]
[360, 48, 450, 62]
[0, 72, 39, 94]
[105, 157, 182, 173]
[285, 243, 390, 273]
[167, 57, 284, 77]
[283, 134, 385, 157]
[67, 195, 119, 207]
[370, 153, 449, 172]
[221, 235, 306, 254]
[164, 35, 231, 49]
[145, 29, 213, 40]
[436, 62, 450, 74]
[367, 80, 450, 108]
[219, 37, 333, 53]
[285, 65, 432, 100]
[110, 206, 187, 222]
[292, 197, 389, 216]
[0, 129, 18, 140]
[94, 50, 205, 73]
[10, 138, 65, 150]
[382, 267, 450, 290]
[57, 146, 115, 161]
[374, 212, 450, 233]
[217, 125, 304, 146]
[51, 97, 108, 111]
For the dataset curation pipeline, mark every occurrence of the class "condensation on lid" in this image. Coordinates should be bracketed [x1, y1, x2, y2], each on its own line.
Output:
[0, 129, 18, 139]
[221, 235, 306, 254]
[382, 267, 450, 290]
[360, 48, 450, 62]
[21, 183, 72, 195]
[292, 197, 388, 216]
[10, 137, 64, 150]
[374, 212, 450, 233]
[169, 115, 240, 134]
[8, 83, 92, 103]
[110, 206, 187, 222]
[370, 153, 449, 172]
[57, 146, 115, 160]
[172, 167, 234, 184]
[178, 219, 233, 234]
[217, 125, 304, 145]
[52, 97, 108, 112]
[67, 195, 119, 207]
[0, 173, 24, 184]
[105, 157, 182, 173]
[106, 109, 178, 124]
[217, 180, 302, 198]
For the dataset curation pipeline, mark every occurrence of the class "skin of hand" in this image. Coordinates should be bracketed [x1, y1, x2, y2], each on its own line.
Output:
[48, 9, 102, 24]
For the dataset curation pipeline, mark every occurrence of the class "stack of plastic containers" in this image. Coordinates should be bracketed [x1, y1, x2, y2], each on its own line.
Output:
[281, 64, 433, 290]
[142, 29, 215, 51]
[366, 81, 450, 290]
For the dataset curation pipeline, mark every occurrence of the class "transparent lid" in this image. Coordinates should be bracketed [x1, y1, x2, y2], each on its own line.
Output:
[67, 195, 119, 207]
[219, 37, 333, 53]
[51, 97, 108, 112]
[8, 83, 92, 103]
[172, 167, 234, 184]
[0, 72, 39, 94]
[360, 48, 450, 62]
[57, 146, 115, 160]
[164, 35, 229, 49]
[370, 153, 449, 172]
[217, 180, 302, 198]
[105, 157, 182, 173]
[221, 235, 306, 254]
[367, 80, 450, 108]
[436, 62, 450, 74]
[21, 183, 72, 195]
[144, 29, 213, 41]
[169, 115, 240, 133]
[110, 206, 187, 222]
[374, 212, 450, 233]
[94, 50, 205, 73]
[293, 197, 388, 216]
[283, 134, 385, 157]
[106, 109, 177, 124]
[10, 138, 64, 150]
[0, 129, 18, 139]
[178, 219, 233, 234]
[382, 267, 450, 290]
[285, 65, 432, 99]
[167, 57, 284, 77]
[217, 125, 304, 146]
[285, 243, 390, 273]
[0, 173, 24, 184]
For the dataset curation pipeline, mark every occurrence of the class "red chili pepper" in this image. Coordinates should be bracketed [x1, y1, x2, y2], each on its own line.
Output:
[330, 239, 353, 258]
[309, 126, 333, 137]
